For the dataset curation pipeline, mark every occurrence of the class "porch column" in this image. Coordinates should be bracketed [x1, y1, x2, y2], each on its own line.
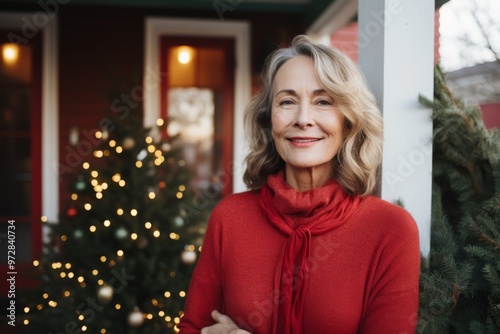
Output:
[358, 0, 434, 256]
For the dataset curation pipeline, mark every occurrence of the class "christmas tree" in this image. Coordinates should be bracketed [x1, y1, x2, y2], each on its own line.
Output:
[22, 113, 213, 333]
[418, 65, 500, 333]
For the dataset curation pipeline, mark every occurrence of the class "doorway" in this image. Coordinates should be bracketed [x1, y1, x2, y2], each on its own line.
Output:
[160, 36, 235, 198]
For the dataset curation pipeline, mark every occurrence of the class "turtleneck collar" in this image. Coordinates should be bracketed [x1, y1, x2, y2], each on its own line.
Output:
[263, 170, 359, 230]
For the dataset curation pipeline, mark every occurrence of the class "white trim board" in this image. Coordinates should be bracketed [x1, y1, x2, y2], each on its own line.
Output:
[144, 17, 251, 194]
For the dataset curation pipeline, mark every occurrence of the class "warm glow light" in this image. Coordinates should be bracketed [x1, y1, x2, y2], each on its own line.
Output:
[64, 291, 71, 297]
[145, 136, 153, 144]
[117, 250, 124, 256]
[178, 185, 185, 191]
[100, 256, 107, 262]
[109, 140, 116, 147]
[118, 180, 126, 187]
[33, 260, 40, 267]
[115, 304, 121, 310]
[178, 47, 192, 64]
[92, 269, 98, 275]
[89, 225, 96, 232]
[117, 208, 124, 215]
[41, 216, 48, 223]
[156, 118, 164, 126]
[65, 263, 72, 269]
[84, 203, 92, 211]
[130, 209, 138, 216]
[153, 230, 160, 238]
[136, 161, 143, 168]
[164, 291, 171, 298]
[71, 194, 78, 200]
[2, 43, 19, 65]
[104, 220, 111, 227]
[145, 222, 152, 229]
[148, 192, 156, 199]
[83, 162, 90, 169]
[131, 233, 138, 240]
[179, 291, 186, 297]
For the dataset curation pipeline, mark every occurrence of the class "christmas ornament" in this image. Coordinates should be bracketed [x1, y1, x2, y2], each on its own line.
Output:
[137, 149, 147, 161]
[115, 227, 128, 240]
[180, 249, 197, 265]
[73, 229, 83, 239]
[122, 137, 135, 150]
[127, 307, 144, 327]
[75, 179, 86, 191]
[161, 142, 171, 152]
[75, 174, 86, 190]
[173, 216, 184, 227]
[67, 207, 78, 217]
[97, 285, 113, 303]
[137, 237, 149, 249]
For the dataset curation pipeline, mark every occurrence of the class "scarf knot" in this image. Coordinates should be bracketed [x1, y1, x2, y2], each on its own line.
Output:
[259, 172, 361, 334]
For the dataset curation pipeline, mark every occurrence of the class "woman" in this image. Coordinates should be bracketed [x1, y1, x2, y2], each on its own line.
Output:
[178, 35, 420, 334]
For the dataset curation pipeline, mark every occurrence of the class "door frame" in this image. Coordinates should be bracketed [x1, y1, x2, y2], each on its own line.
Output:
[144, 17, 251, 193]
[0, 12, 59, 259]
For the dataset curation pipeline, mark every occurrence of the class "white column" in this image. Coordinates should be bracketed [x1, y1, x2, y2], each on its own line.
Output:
[358, 0, 434, 256]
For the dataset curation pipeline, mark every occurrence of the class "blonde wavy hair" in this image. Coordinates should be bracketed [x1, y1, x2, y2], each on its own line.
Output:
[243, 35, 383, 196]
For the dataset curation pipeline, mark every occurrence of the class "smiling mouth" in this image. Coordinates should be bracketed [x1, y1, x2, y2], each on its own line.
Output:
[288, 138, 321, 143]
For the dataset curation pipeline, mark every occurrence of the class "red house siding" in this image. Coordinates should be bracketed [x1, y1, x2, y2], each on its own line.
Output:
[481, 103, 500, 129]
[330, 11, 441, 64]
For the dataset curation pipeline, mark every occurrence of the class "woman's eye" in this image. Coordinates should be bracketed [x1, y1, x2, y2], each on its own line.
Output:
[279, 99, 294, 106]
[317, 99, 332, 106]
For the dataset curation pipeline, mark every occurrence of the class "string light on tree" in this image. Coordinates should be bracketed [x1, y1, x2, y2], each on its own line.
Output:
[24, 114, 213, 333]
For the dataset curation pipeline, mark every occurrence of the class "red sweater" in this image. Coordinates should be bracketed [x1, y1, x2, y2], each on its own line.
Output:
[178, 181, 420, 333]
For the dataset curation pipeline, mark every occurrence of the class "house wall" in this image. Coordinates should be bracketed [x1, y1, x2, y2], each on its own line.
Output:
[330, 11, 441, 64]
[480, 103, 500, 129]
[55, 5, 303, 207]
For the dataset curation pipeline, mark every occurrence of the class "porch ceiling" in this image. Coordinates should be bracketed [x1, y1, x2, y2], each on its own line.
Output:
[4, 0, 450, 32]
[5, 0, 340, 30]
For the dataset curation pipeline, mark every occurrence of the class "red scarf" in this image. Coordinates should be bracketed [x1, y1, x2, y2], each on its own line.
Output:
[259, 171, 361, 334]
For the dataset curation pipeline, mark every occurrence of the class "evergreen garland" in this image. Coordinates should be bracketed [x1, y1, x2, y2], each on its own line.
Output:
[418, 65, 500, 333]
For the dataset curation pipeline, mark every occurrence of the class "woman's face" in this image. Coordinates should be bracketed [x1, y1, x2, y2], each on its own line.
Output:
[271, 56, 344, 174]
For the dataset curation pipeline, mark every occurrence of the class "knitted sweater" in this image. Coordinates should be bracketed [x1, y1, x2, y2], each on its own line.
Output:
[178, 180, 420, 333]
